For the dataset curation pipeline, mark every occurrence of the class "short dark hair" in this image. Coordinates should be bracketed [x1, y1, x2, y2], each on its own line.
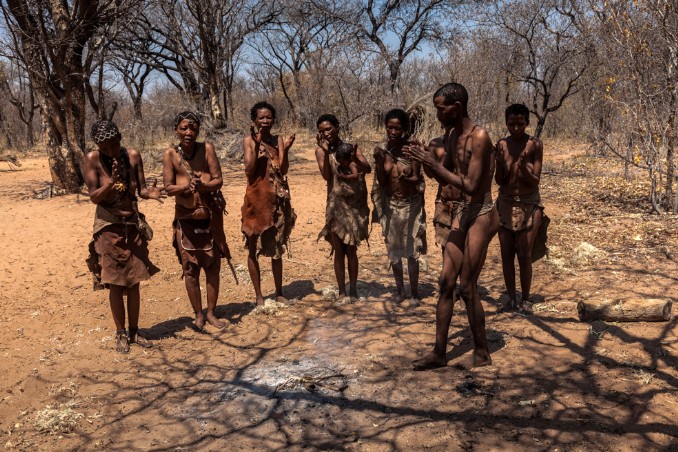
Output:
[433, 83, 468, 110]
[505, 103, 530, 123]
[384, 108, 410, 132]
[335, 142, 354, 161]
[174, 111, 201, 129]
[316, 114, 339, 128]
[250, 101, 276, 121]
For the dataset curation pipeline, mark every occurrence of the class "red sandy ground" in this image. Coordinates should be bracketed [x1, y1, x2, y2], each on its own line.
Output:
[0, 138, 676, 450]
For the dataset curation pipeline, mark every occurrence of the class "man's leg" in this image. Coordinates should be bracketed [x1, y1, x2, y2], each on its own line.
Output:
[516, 209, 543, 311]
[407, 256, 420, 301]
[247, 236, 264, 306]
[184, 268, 205, 330]
[109, 285, 129, 353]
[205, 259, 225, 328]
[127, 283, 152, 347]
[413, 230, 464, 369]
[391, 259, 406, 302]
[458, 210, 499, 367]
[497, 227, 517, 311]
[272, 257, 287, 303]
[331, 233, 347, 297]
[346, 244, 359, 299]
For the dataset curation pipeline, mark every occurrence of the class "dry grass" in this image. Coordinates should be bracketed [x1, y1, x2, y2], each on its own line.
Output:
[250, 298, 288, 316]
[34, 401, 84, 435]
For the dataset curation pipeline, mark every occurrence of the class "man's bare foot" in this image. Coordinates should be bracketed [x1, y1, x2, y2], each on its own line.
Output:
[128, 328, 152, 348]
[349, 289, 358, 299]
[206, 312, 225, 329]
[413, 351, 447, 371]
[115, 330, 130, 354]
[472, 350, 492, 367]
[392, 292, 406, 304]
[276, 295, 288, 304]
[255, 296, 265, 307]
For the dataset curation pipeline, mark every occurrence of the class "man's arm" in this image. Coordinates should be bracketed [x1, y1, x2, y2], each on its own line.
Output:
[460, 129, 493, 194]
[163, 148, 189, 197]
[128, 149, 163, 201]
[244, 131, 265, 179]
[518, 138, 543, 187]
[423, 138, 445, 179]
[494, 139, 510, 186]
[84, 151, 115, 204]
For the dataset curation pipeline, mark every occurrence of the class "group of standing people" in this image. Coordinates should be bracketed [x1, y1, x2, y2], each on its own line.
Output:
[85, 83, 545, 370]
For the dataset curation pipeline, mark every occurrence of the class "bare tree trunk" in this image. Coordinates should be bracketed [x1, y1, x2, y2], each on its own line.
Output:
[665, 71, 676, 211]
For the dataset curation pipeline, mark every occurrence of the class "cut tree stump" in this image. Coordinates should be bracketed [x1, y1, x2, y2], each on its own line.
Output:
[577, 298, 672, 322]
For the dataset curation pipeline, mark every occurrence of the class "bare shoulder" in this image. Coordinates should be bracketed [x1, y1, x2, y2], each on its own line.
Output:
[529, 136, 543, 150]
[471, 125, 492, 145]
[163, 146, 178, 158]
[85, 150, 100, 163]
[243, 135, 255, 149]
[204, 141, 216, 155]
[126, 148, 141, 161]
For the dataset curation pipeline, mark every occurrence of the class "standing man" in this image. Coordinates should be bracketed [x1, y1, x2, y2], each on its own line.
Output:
[406, 83, 499, 369]
[495, 103, 544, 313]
[85, 120, 162, 353]
[163, 111, 231, 331]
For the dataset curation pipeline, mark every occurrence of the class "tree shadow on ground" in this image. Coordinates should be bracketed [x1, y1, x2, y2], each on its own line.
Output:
[37, 276, 678, 450]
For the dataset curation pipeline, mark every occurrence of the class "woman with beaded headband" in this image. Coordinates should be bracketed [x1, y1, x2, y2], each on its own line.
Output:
[84, 120, 163, 353]
[163, 111, 233, 332]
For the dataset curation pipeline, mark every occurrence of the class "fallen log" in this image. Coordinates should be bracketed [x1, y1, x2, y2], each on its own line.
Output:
[577, 298, 672, 322]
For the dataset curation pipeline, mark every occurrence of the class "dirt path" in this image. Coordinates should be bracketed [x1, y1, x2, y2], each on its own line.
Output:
[0, 139, 676, 450]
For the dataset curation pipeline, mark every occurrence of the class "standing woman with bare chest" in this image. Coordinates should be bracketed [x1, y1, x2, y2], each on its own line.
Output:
[163, 112, 232, 332]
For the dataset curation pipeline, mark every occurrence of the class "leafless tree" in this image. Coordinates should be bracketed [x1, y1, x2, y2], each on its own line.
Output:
[249, 0, 351, 127]
[480, 0, 595, 138]
[0, 60, 38, 147]
[142, 0, 279, 129]
[585, 0, 677, 212]
[1, 0, 134, 191]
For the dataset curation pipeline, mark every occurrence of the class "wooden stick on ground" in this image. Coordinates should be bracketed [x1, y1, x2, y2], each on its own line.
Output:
[577, 298, 672, 322]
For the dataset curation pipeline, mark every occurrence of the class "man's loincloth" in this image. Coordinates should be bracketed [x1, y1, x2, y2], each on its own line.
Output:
[452, 201, 495, 233]
[319, 154, 370, 247]
[86, 205, 159, 290]
[496, 189, 543, 231]
[173, 201, 231, 278]
[379, 193, 427, 264]
[433, 198, 461, 247]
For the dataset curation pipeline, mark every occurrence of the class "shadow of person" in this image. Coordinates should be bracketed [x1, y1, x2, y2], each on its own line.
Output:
[282, 279, 321, 299]
[215, 302, 255, 325]
[143, 316, 195, 340]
